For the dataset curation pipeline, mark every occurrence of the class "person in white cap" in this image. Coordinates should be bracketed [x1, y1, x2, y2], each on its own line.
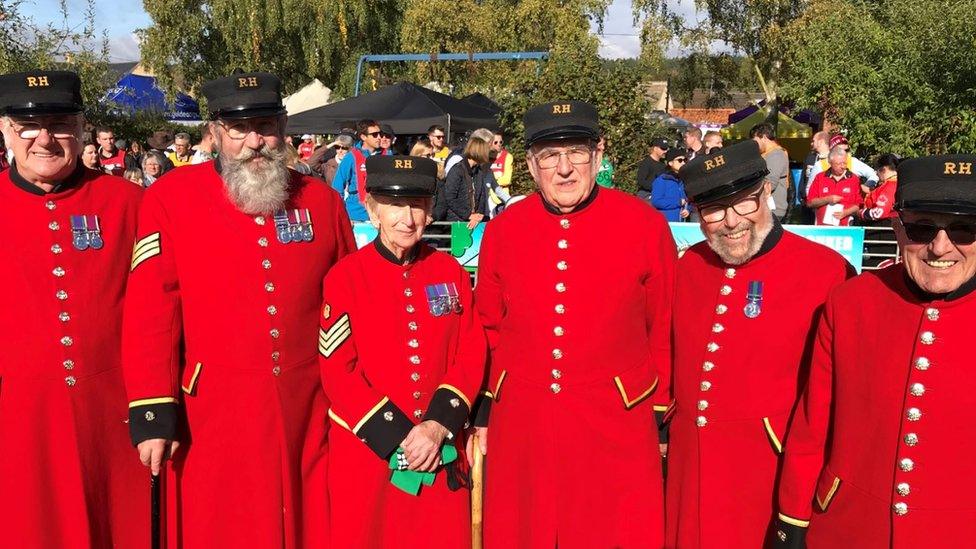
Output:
[298, 133, 316, 161]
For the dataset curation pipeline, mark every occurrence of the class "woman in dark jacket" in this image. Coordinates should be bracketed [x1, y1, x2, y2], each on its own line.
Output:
[438, 135, 492, 227]
[650, 147, 691, 222]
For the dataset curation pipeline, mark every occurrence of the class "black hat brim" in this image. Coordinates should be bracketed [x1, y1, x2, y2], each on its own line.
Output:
[688, 172, 767, 205]
[525, 126, 599, 148]
[898, 201, 976, 216]
[3, 103, 83, 117]
[211, 105, 287, 120]
[366, 186, 435, 199]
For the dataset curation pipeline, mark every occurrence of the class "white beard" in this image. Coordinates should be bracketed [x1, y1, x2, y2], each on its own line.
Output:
[220, 144, 291, 215]
[706, 210, 775, 266]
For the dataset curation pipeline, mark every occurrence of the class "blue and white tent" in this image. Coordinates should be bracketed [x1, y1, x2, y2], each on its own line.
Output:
[102, 71, 201, 122]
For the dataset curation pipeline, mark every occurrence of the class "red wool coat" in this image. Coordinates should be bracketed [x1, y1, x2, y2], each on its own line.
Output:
[0, 166, 148, 548]
[319, 241, 485, 548]
[122, 162, 354, 548]
[475, 188, 676, 549]
[667, 227, 852, 548]
[778, 265, 976, 548]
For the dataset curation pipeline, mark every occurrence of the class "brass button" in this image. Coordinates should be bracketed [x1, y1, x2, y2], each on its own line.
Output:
[696, 416, 708, 427]
[413, 409, 423, 418]
[145, 411, 156, 421]
[60, 336, 73, 346]
[271, 351, 280, 361]
[550, 383, 561, 394]
[551, 369, 562, 379]
[52, 266, 65, 277]
[265, 282, 275, 292]
[915, 357, 930, 371]
[715, 304, 728, 315]
[906, 407, 921, 421]
[383, 411, 394, 421]
[403, 271, 410, 279]
[920, 331, 935, 345]
[254, 216, 266, 225]
[408, 321, 418, 331]
[49, 221, 60, 231]
[702, 361, 715, 372]
[46, 200, 56, 210]
[712, 323, 724, 333]
[904, 432, 918, 446]
[557, 239, 568, 249]
[899, 458, 914, 472]
[65, 376, 76, 387]
[404, 288, 413, 297]
[909, 383, 925, 397]
[450, 398, 460, 408]
[413, 391, 421, 399]
[892, 502, 908, 516]
[925, 308, 939, 321]
[720, 285, 732, 296]
[725, 268, 736, 279]
[700, 381, 712, 391]
[409, 355, 421, 365]
[896, 482, 911, 496]
[56, 290, 68, 301]
[556, 261, 568, 271]
[262, 259, 272, 269]
[258, 237, 269, 247]
[272, 366, 281, 376]
[267, 305, 278, 315]
[555, 304, 566, 314]
[707, 342, 720, 353]
[408, 339, 419, 348]
[553, 326, 564, 336]
[51, 244, 63, 254]
[270, 329, 280, 338]
[63, 359, 74, 370]
[560, 219, 570, 229]
[552, 349, 563, 360]
[406, 304, 416, 314]
[59, 312, 70, 322]
[410, 372, 420, 382]
[697, 400, 709, 411]
[555, 282, 567, 293]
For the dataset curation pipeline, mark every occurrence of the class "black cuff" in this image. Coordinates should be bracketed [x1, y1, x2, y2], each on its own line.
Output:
[770, 520, 807, 549]
[472, 393, 492, 428]
[357, 400, 414, 460]
[422, 387, 471, 435]
[129, 402, 179, 446]
[655, 410, 670, 444]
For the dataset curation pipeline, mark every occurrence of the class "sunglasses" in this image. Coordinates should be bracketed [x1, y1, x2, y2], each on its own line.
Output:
[674, 158, 687, 164]
[336, 146, 350, 150]
[903, 221, 976, 245]
[430, 134, 445, 139]
[365, 131, 381, 137]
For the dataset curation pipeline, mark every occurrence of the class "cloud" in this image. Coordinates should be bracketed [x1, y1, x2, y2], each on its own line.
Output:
[108, 33, 140, 62]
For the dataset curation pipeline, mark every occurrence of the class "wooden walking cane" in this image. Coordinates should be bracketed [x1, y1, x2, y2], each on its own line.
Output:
[151, 471, 162, 549]
[471, 433, 485, 549]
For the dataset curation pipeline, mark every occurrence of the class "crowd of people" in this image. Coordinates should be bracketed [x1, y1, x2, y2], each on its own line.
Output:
[2, 66, 975, 549]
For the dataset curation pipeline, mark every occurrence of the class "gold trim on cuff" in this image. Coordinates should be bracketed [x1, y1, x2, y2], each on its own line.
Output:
[352, 396, 390, 434]
[328, 408, 352, 431]
[129, 396, 177, 408]
[778, 513, 810, 528]
[436, 383, 472, 409]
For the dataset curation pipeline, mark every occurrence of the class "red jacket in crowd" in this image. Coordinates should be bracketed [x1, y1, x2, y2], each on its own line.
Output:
[98, 147, 127, 176]
[476, 187, 676, 548]
[861, 177, 898, 222]
[807, 170, 863, 226]
[122, 162, 354, 548]
[0, 165, 148, 547]
[778, 265, 976, 547]
[667, 226, 853, 548]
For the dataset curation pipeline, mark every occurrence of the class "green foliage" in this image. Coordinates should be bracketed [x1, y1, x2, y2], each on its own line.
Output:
[138, 0, 404, 100]
[772, 0, 976, 156]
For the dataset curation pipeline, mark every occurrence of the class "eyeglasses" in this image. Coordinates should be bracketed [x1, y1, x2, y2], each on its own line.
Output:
[365, 131, 381, 138]
[336, 145, 350, 151]
[9, 119, 78, 139]
[218, 118, 282, 140]
[532, 146, 594, 169]
[903, 220, 976, 245]
[673, 158, 687, 164]
[698, 188, 764, 223]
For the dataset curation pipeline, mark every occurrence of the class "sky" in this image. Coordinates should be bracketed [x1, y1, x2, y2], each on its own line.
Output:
[16, 0, 699, 62]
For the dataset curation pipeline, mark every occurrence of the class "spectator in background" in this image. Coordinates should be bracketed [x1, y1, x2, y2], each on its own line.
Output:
[167, 132, 193, 167]
[803, 131, 830, 189]
[489, 132, 512, 190]
[650, 147, 690, 221]
[446, 128, 493, 175]
[860, 153, 900, 225]
[806, 146, 863, 226]
[428, 124, 450, 165]
[411, 139, 445, 180]
[378, 124, 397, 155]
[147, 130, 176, 172]
[750, 122, 790, 220]
[595, 134, 614, 188]
[319, 134, 354, 185]
[808, 134, 878, 191]
[81, 142, 100, 171]
[703, 131, 723, 154]
[95, 126, 126, 175]
[333, 119, 383, 221]
[141, 150, 166, 187]
[192, 131, 215, 164]
[636, 137, 669, 200]
[125, 140, 145, 171]
[286, 144, 312, 175]
[441, 133, 491, 227]
[298, 134, 316, 161]
[684, 126, 704, 159]
[123, 167, 144, 187]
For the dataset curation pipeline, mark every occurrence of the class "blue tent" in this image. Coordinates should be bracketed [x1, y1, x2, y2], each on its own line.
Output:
[102, 73, 201, 122]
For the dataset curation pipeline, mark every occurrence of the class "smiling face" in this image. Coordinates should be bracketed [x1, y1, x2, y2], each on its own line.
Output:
[1, 114, 83, 184]
[699, 182, 775, 265]
[367, 194, 433, 255]
[895, 210, 976, 294]
[526, 138, 599, 213]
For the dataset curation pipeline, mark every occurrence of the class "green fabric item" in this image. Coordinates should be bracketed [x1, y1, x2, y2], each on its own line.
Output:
[388, 445, 458, 496]
[596, 157, 614, 188]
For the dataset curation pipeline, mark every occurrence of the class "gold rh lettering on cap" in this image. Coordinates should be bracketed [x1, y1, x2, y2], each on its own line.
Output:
[394, 159, 413, 169]
[238, 77, 259, 88]
[552, 104, 571, 114]
[704, 155, 726, 171]
[26, 76, 50, 87]
[944, 162, 971, 175]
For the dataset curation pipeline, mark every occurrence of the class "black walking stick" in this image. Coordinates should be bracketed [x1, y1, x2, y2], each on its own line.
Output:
[151, 471, 161, 549]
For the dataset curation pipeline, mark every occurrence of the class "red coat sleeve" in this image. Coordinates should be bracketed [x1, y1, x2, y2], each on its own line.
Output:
[422, 265, 487, 435]
[318, 265, 413, 459]
[777, 291, 837, 528]
[122, 189, 183, 445]
[647, 219, 678, 414]
[472, 222, 504, 426]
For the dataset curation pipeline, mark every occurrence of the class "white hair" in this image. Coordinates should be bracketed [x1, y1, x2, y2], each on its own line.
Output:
[828, 146, 848, 161]
[215, 126, 291, 214]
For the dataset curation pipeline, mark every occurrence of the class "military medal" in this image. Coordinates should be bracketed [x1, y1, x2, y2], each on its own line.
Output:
[274, 209, 314, 244]
[274, 210, 292, 244]
[425, 283, 461, 317]
[69, 214, 104, 251]
[744, 280, 763, 318]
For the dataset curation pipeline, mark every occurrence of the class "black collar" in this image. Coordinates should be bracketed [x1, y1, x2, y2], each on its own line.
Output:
[9, 161, 85, 196]
[373, 238, 420, 266]
[751, 217, 785, 261]
[541, 184, 599, 215]
[904, 270, 976, 303]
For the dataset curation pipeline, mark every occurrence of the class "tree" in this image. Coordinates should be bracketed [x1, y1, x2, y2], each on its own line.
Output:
[138, 0, 404, 100]
[771, 0, 976, 155]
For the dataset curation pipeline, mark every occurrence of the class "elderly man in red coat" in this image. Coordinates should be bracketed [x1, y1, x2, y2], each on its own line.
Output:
[0, 70, 148, 547]
[122, 72, 355, 548]
[473, 100, 676, 548]
[665, 141, 853, 548]
[774, 154, 976, 548]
